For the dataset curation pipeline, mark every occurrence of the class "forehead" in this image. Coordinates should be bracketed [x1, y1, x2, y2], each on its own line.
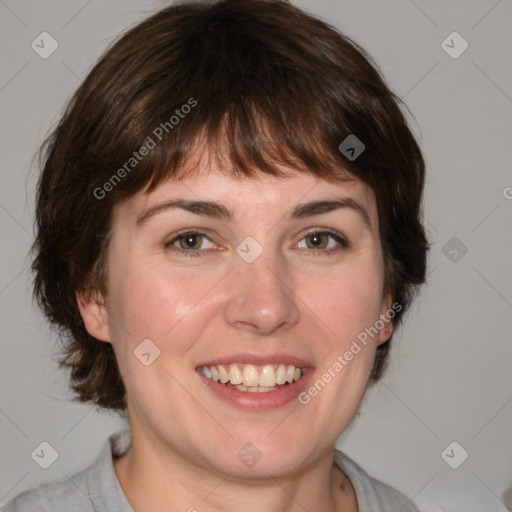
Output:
[114, 156, 379, 232]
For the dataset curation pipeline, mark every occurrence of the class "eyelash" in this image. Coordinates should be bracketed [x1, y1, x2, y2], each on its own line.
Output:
[164, 229, 348, 258]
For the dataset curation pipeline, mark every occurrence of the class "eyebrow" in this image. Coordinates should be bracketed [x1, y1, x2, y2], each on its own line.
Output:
[136, 197, 371, 229]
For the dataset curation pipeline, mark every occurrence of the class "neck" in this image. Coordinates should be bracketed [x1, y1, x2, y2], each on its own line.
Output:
[113, 430, 358, 512]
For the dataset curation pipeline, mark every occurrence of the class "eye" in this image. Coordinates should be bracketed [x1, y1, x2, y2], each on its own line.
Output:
[296, 230, 348, 253]
[164, 229, 347, 258]
[165, 231, 217, 257]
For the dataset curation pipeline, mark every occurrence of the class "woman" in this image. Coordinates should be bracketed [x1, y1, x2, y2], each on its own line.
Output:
[4, 0, 428, 510]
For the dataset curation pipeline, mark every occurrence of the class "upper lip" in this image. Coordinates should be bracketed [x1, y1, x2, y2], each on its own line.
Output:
[196, 353, 313, 368]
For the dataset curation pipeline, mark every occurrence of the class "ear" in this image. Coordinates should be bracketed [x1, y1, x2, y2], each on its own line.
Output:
[377, 294, 395, 345]
[76, 289, 111, 342]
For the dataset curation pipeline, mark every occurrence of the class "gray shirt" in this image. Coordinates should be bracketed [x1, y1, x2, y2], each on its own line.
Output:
[2, 428, 419, 512]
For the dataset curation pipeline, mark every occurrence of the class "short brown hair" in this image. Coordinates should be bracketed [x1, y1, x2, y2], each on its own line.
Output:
[32, 0, 429, 413]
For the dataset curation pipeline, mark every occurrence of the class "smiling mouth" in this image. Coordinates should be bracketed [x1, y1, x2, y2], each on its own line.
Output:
[198, 363, 305, 392]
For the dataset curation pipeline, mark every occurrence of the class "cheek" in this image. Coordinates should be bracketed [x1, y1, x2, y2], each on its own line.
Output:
[107, 259, 222, 351]
[302, 262, 385, 345]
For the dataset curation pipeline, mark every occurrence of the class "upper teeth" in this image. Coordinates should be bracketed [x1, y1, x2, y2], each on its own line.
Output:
[201, 364, 303, 387]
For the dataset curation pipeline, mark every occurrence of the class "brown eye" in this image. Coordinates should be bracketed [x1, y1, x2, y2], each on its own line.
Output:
[165, 231, 216, 255]
[305, 232, 329, 249]
[297, 230, 348, 253]
[177, 233, 204, 250]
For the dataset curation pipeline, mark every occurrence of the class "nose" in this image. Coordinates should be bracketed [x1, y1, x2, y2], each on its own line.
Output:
[223, 249, 300, 336]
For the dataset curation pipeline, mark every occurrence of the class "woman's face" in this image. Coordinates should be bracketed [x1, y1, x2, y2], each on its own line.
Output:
[80, 158, 394, 478]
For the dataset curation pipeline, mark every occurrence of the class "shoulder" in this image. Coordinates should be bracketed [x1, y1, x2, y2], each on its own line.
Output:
[1, 428, 132, 512]
[0, 468, 91, 512]
[334, 449, 420, 512]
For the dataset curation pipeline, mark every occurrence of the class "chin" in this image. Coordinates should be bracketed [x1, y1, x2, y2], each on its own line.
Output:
[199, 435, 313, 480]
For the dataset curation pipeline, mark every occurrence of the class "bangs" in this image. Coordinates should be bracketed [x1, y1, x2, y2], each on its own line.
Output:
[97, 86, 360, 204]
[81, 0, 378, 202]
[138, 105, 356, 195]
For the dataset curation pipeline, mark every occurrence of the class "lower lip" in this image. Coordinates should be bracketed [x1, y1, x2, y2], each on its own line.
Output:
[197, 369, 312, 411]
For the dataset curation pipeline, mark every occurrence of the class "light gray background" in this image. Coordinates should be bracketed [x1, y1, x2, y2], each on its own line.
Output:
[0, 1, 511, 511]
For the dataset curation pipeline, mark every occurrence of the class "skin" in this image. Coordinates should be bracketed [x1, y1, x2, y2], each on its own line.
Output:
[78, 154, 394, 512]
